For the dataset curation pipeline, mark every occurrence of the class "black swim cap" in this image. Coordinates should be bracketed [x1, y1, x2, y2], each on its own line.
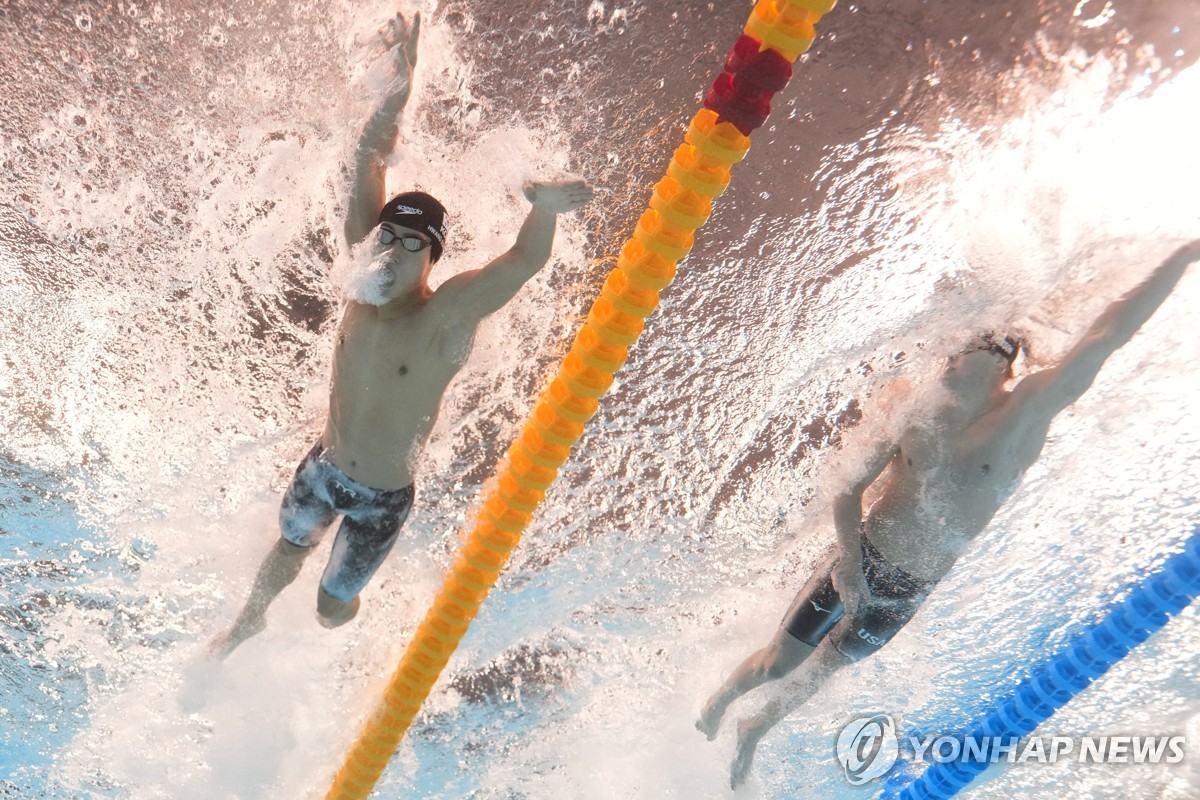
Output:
[974, 333, 1021, 365]
[378, 191, 448, 262]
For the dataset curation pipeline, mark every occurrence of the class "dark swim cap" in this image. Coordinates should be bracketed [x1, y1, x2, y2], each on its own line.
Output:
[973, 332, 1021, 366]
[378, 191, 449, 262]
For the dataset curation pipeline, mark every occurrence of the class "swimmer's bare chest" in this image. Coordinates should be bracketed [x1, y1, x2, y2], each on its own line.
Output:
[865, 410, 1040, 578]
[323, 300, 475, 489]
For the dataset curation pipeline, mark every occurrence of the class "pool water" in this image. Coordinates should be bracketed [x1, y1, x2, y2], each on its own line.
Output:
[2, 1, 1199, 798]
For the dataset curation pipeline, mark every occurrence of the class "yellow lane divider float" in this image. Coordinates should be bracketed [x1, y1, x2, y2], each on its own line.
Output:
[326, 1, 838, 796]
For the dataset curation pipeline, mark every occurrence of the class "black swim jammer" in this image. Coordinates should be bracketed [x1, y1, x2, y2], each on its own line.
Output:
[279, 441, 414, 603]
[780, 531, 936, 661]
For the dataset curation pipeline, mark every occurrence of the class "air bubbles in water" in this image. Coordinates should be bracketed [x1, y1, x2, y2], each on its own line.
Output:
[1073, 0, 1116, 29]
[335, 239, 395, 307]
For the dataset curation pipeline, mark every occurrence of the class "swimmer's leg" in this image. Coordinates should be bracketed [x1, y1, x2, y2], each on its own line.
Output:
[312, 521, 396, 628]
[696, 629, 814, 741]
[315, 486, 412, 627]
[729, 553, 933, 787]
[730, 638, 854, 789]
[699, 550, 843, 740]
[316, 585, 361, 628]
[210, 539, 314, 659]
[210, 449, 336, 659]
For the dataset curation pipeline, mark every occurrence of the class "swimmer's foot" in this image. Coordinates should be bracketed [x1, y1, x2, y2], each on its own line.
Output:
[208, 613, 267, 661]
[696, 693, 729, 741]
[178, 652, 223, 712]
[731, 715, 768, 790]
[317, 591, 361, 629]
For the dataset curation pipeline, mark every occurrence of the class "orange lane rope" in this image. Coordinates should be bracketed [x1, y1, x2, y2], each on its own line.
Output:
[326, 2, 838, 797]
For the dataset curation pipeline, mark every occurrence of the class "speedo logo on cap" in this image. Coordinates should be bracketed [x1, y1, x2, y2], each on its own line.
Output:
[392, 204, 423, 216]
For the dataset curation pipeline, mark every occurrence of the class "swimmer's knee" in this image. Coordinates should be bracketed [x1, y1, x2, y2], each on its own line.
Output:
[277, 537, 314, 557]
[317, 586, 360, 628]
[279, 522, 320, 549]
[763, 634, 812, 678]
[761, 659, 790, 680]
[318, 606, 357, 629]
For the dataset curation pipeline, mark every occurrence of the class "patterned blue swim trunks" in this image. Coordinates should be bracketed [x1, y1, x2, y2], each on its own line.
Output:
[279, 441, 414, 603]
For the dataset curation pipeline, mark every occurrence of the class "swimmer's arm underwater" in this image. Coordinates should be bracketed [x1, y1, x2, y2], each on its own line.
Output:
[344, 13, 421, 247]
[434, 180, 595, 319]
[1008, 239, 1200, 423]
[830, 441, 898, 610]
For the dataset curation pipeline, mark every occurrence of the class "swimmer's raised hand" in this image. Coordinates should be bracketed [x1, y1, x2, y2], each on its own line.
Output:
[380, 11, 420, 73]
[522, 179, 595, 214]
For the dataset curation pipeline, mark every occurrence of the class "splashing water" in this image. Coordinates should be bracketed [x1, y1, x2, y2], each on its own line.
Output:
[2, 1, 1199, 799]
[335, 239, 399, 307]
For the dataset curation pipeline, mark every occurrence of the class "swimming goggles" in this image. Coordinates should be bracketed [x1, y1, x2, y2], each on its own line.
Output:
[968, 333, 1021, 363]
[379, 228, 432, 252]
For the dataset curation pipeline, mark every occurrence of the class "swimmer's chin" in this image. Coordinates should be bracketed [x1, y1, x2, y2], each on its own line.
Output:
[361, 290, 393, 307]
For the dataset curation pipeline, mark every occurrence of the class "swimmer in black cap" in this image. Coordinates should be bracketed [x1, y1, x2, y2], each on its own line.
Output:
[212, 12, 593, 658]
[696, 240, 1200, 788]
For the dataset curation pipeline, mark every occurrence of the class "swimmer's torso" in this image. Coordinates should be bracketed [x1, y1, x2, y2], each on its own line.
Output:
[322, 297, 475, 490]
[863, 395, 1053, 581]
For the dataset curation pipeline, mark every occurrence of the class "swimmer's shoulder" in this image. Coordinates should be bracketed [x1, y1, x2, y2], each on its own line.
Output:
[425, 277, 494, 333]
[958, 382, 1056, 468]
[983, 372, 1062, 436]
[427, 270, 477, 311]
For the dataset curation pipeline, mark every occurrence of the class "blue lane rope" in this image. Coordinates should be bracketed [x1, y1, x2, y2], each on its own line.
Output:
[881, 525, 1200, 800]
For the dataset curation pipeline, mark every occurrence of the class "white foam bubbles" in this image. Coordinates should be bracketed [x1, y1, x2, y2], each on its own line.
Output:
[332, 237, 394, 306]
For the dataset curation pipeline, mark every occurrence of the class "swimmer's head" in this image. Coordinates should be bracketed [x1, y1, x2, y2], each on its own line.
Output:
[966, 332, 1022, 375]
[942, 332, 1021, 403]
[378, 191, 448, 263]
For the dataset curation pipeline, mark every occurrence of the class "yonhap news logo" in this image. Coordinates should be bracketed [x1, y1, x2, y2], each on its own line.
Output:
[836, 714, 899, 785]
[835, 715, 1186, 786]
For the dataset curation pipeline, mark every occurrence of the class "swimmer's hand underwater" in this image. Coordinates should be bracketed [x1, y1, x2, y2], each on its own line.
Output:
[379, 10, 419, 75]
[830, 551, 870, 619]
[523, 179, 594, 212]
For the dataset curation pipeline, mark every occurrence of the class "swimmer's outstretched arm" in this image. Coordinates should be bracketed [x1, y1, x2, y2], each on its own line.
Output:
[435, 180, 595, 319]
[344, 13, 421, 247]
[1009, 239, 1200, 421]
